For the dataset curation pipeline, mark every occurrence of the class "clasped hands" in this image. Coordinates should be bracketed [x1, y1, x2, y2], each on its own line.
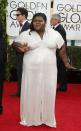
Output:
[13, 42, 31, 52]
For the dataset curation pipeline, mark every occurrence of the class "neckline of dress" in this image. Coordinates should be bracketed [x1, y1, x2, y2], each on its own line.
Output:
[34, 29, 47, 40]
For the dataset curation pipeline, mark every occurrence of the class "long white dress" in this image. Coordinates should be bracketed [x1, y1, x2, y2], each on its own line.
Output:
[15, 28, 64, 127]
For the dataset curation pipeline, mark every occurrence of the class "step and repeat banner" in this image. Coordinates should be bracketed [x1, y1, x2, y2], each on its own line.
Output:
[53, 0, 81, 40]
[6, 0, 51, 37]
[6, 0, 81, 45]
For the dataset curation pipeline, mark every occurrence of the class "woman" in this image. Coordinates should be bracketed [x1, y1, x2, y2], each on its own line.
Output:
[15, 13, 74, 127]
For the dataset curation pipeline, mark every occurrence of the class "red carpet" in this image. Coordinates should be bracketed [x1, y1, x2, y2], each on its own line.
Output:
[0, 81, 81, 131]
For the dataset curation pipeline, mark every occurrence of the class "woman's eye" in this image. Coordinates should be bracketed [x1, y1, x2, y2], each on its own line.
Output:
[34, 20, 43, 23]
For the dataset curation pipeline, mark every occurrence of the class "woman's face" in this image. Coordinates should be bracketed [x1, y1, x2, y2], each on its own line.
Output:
[33, 16, 46, 31]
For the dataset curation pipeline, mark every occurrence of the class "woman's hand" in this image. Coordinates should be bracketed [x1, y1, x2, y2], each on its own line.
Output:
[13, 42, 31, 52]
[65, 62, 76, 70]
[22, 43, 31, 52]
[19, 43, 31, 52]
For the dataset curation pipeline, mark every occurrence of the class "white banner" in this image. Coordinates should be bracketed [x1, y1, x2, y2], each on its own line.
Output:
[53, 0, 81, 40]
[6, 0, 50, 36]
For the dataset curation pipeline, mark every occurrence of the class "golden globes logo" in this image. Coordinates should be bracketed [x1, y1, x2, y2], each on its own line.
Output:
[7, 0, 50, 36]
[9, 1, 47, 20]
[57, 4, 81, 31]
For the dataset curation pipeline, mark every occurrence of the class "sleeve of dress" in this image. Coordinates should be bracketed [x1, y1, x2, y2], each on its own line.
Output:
[56, 32, 65, 49]
[14, 30, 40, 49]
[14, 31, 29, 45]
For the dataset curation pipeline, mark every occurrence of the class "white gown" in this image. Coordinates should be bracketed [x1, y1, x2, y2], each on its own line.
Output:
[15, 28, 64, 127]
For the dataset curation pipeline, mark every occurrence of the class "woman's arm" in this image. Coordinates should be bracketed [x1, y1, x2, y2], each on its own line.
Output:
[12, 42, 31, 52]
[58, 44, 75, 69]
[12, 41, 24, 48]
[16, 45, 31, 52]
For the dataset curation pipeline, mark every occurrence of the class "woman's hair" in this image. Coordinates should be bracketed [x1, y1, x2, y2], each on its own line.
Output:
[30, 13, 47, 31]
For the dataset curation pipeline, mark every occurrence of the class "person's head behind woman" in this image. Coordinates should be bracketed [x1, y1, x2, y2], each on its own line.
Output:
[30, 13, 47, 32]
